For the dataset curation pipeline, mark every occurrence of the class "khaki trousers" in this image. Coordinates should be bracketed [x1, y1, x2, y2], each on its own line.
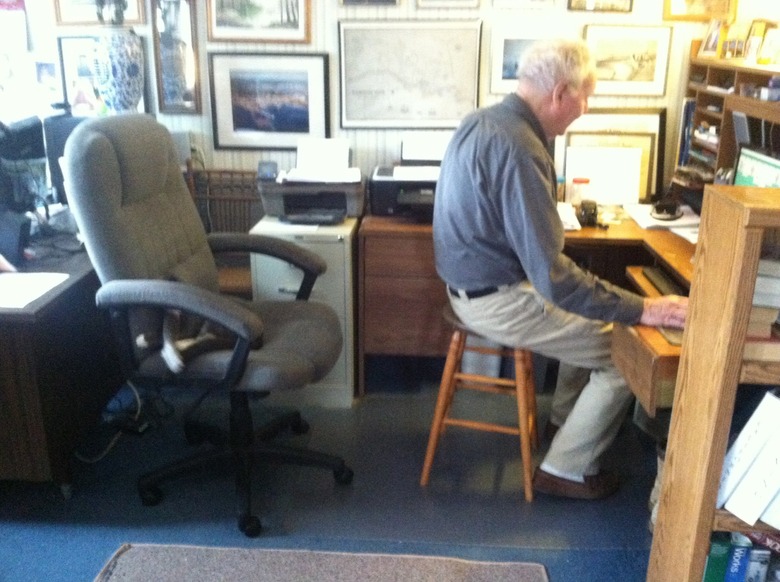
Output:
[448, 282, 633, 481]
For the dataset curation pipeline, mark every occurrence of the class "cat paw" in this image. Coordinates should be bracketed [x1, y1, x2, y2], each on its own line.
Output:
[161, 342, 185, 374]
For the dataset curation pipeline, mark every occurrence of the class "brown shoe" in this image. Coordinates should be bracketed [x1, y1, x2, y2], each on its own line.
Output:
[532, 468, 620, 500]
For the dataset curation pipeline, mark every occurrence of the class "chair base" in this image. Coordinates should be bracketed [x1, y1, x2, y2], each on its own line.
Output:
[137, 393, 353, 537]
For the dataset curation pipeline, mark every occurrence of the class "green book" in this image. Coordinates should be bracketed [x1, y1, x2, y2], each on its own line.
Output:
[702, 533, 731, 582]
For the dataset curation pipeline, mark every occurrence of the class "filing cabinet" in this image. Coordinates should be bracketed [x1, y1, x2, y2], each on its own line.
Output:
[249, 216, 358, 408]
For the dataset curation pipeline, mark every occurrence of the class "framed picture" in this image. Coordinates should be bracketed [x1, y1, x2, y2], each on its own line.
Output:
[745, 20, 773, 62]
[699, 19, 727, 58]
[490, 25, 542, 94]
[663, 0, 736, 22]
[341, 0, 397, 4]
[554, 108, 666, 201]
[152, 0, 200, 114]
[57, 35, 147, 116]
[584, 25, 672, 96]
[493, 0, 554, 7]
[207, 0, 310, 43]
[567, 0, 632, 12]
[723, 21, 751, 59]
[418, 0, 479, 7]
[54, 0, 145, 25]
[339, 20, 481, 129]
[208, 52, 329, 150]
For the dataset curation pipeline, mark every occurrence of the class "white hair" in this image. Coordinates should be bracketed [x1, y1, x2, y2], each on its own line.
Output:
[517, 39, 596, 94]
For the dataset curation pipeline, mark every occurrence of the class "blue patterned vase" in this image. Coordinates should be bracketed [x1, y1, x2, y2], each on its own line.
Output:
[93, 27, 145, 114]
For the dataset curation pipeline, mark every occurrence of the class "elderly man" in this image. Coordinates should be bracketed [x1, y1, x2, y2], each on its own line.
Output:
[433, 38, 687, 499]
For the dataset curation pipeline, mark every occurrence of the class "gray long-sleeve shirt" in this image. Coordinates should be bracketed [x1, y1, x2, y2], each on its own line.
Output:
[433, 93, 644, 325]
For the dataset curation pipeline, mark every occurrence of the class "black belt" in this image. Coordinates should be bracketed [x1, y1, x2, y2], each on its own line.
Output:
[447, 286, 499, 299]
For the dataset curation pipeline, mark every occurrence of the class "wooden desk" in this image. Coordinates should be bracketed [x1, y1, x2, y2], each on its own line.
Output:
[0, 239, 121, 490]
[357, 215, 695, 397]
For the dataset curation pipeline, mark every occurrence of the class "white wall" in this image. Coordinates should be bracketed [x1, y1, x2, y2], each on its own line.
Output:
[21, 0, 775, 186]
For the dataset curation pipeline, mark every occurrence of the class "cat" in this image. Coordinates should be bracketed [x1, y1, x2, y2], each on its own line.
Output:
[136, 309, 234, 375]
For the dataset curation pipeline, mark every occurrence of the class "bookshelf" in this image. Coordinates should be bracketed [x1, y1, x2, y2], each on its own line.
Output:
[647, 184, 780, 581]
[683, 57, 780, 175]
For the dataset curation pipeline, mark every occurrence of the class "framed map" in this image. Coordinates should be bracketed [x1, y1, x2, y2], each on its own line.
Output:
[338, 20, 482, 129]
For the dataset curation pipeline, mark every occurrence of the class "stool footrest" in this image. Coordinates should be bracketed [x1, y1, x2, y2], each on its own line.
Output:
[444, 417, 520, 436]
[454, 373, 516, 389]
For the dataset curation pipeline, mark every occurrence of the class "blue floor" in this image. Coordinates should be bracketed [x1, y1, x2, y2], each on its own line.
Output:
[0, 361, 655, 581]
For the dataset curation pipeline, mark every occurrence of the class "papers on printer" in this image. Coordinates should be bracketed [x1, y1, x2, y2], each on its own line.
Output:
[282, 137, 361, 183]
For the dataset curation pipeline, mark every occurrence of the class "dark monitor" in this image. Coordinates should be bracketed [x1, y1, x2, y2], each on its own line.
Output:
[43, 114, 87, 204]
[733, 145, 780, 188]
[0, 116, 45, 160]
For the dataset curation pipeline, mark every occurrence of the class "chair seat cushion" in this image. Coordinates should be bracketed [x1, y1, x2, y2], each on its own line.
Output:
[138, 300, 342, 392]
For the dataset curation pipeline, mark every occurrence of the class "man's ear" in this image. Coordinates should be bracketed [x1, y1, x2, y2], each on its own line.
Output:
[551, 82, 568, 106]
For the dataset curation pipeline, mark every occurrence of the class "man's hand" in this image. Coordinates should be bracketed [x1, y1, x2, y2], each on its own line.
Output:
[639, 295, 688, 329]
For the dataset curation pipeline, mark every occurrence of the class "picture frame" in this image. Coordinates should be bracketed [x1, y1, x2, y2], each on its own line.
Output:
[207, 0, 310, 44]
[54, 0, 145, 25]
[745, 20, 773, 62]
[493, 0, 554, 7]
[584, 25, 672, 97]
[208, 52, 329, 150]
[339, 20, 481, 129]
[490, 25, 542, 94]
[567, 0, 632, 13]
[553, 108, 666, 201]
[699, 19, 727, 58]
[723, 21, 751, 59]
[57, 35, 147, 116]
[341, 0, 397, 4]
[152, 0, 200, 114]
[662, 0, 736, 22]
[417, 0, 479, 7]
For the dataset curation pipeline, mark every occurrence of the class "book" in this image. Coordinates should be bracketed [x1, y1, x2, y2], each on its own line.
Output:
[718, 391, 780, 508]
[754, 275, 780, 295]
[758, 258, 780, 278]
[725, 533, 753, 582]
[759, 488, 780, 530]
[750, 306, 780, 324]
[743, 336, 780, 361]
[703, 533, 732, 582]
[747, 548, 772, 582]
[746, 531, 780, 554]
[724, 428, 780, 526]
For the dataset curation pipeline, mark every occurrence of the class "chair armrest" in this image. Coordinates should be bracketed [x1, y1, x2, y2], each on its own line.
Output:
[207, 232, 326, 275]
[95, 279, 263, 342]
[207, 232, 326, 300]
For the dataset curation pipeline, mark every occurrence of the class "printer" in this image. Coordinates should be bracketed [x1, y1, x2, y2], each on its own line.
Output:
[368, 132, 450, 222]
[258, 169, 365, 224]
[368, 165, 439, 221]
[257, 138, 366, 224]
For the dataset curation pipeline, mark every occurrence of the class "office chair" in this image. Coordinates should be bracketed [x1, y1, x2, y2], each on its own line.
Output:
[63, 114, 353, 537]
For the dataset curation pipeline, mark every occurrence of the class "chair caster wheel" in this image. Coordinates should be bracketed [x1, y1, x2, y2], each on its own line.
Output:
[334, 465, 354, 485]
[239, 515, 262, 538]
[291, 417, 310, 435]
[139, 486, 163, 506]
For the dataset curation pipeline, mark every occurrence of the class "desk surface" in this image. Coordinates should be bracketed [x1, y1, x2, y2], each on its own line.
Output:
[0, 235, 91, 322]
[361, 214, 696, 285]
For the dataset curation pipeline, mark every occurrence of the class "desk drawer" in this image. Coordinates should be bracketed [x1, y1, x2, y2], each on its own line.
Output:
[612, 323, 680, 416]
[363, 275, 450, 355]
[363, 236, 437, 278]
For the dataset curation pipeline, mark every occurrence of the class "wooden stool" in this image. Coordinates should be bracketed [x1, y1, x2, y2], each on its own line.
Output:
[420, 303, 539, 501]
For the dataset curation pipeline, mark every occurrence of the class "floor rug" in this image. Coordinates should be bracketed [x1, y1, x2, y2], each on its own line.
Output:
[95, 543, 550, 581]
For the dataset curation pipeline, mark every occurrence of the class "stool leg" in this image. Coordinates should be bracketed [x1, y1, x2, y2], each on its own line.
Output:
[420, 329, 466, 486]
[524, 352, 539, 450]
[514, 349, 535, 502]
